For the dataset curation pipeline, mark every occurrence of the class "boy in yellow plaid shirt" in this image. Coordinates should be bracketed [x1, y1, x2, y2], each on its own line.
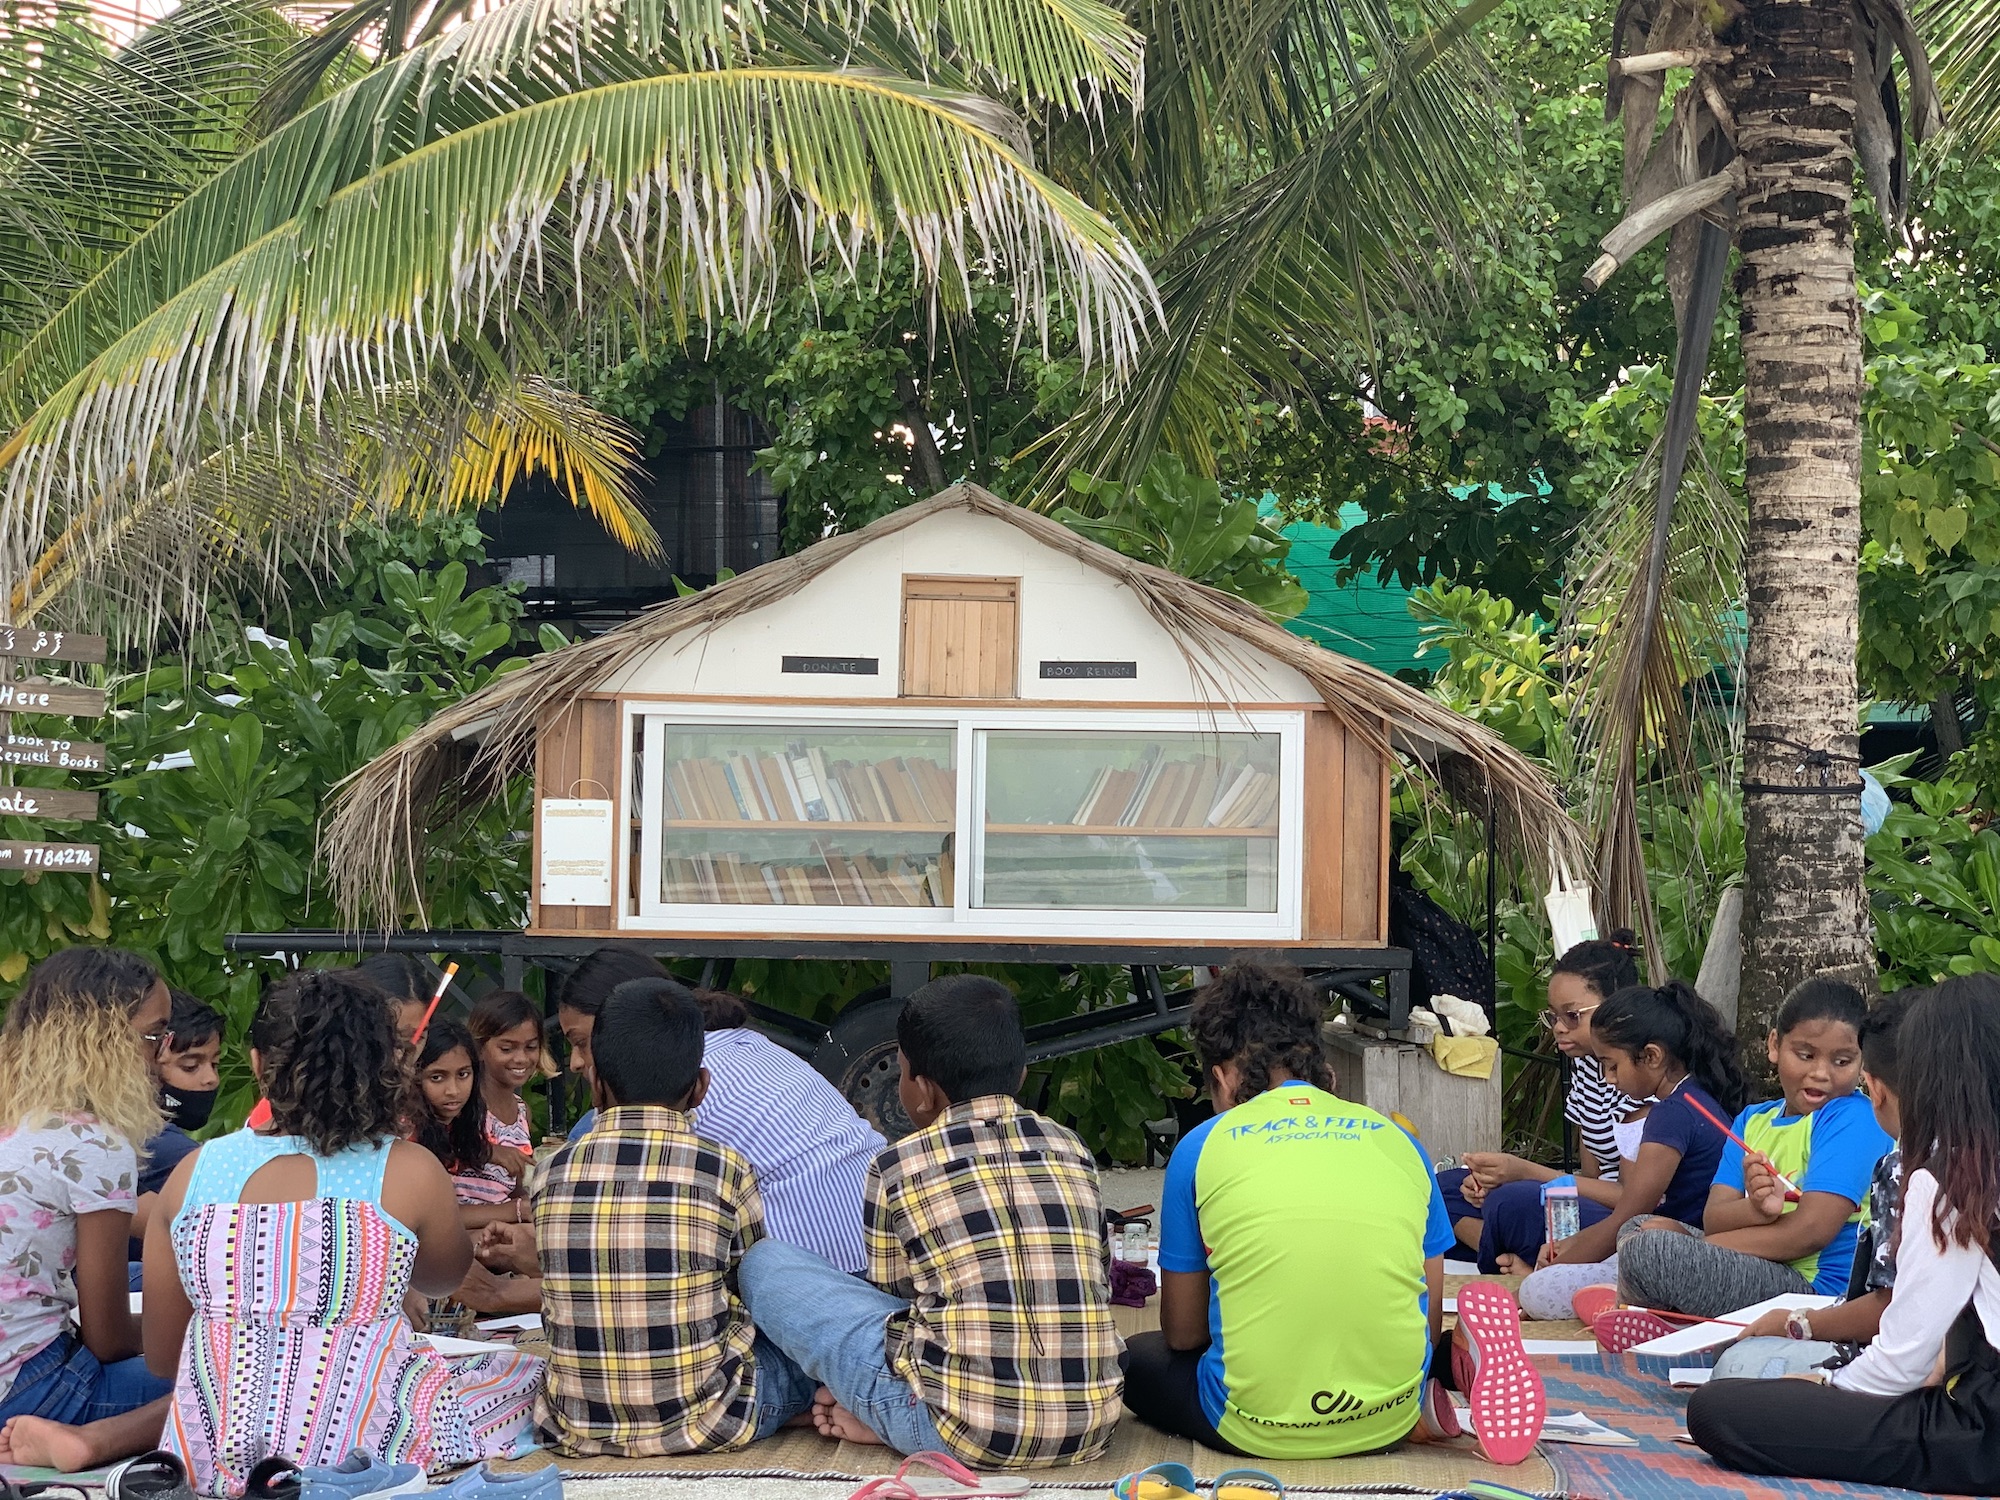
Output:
[741, 975, 1124, 1468]
[531, 978, 815, 1454]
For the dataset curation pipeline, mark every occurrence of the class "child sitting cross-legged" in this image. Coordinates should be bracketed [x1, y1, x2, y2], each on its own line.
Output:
[1705, 988, 1910, 1379]
[1687, 975, 2000, 1494]
[738, 975, 1124, 1469]
[1513, 978, 1745, 1322]
[532, 977, 812, 1455]
[1126, 964, 1545, 1465]
[1615, 978, 1891, 1323]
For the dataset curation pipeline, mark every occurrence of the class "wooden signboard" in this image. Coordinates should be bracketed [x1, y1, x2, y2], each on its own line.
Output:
[0, 841, 98, 871]
[0, 787, 97, 822]
[0, 680, 106, 717]
[0, 628, 107, 665]
[0, 735, 105, 771]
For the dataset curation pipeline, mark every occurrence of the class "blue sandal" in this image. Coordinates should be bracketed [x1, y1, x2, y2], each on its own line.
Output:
[1111, 1463, 1198, 1499]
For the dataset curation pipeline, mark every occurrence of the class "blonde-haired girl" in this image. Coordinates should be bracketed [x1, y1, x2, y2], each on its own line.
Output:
[0, 946, 176, 1473]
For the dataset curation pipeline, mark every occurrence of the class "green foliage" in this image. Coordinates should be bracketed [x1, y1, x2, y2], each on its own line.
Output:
[0, 516, 539, 1126]
[1865, 757, 2000, 987]
[1057, 455, 1308, 620]
[1857, 289, 2000, 779]
[594, 251, 1082, 549]
[1248, 0, 1700, 613]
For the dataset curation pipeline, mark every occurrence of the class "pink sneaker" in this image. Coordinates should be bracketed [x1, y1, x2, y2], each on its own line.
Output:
[1453, 1281, 1547, 1466]
[1591, 1307, 1681, 1352]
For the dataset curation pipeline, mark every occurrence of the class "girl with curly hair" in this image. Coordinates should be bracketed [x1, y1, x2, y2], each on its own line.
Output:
[1125, 964, 1541, 1466]
[0, 946, 176, 1474]
[141, 969, 544, 1495]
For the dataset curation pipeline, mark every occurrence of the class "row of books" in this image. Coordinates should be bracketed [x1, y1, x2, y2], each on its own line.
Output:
[664, 747, 956, 825]
[1063, 754, 1280, 829]
[663, 849, 952, 907]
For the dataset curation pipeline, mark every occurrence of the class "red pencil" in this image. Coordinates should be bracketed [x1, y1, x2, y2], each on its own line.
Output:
[1683, 1092, 1804, 1202]
[411, 961, 459, 1044]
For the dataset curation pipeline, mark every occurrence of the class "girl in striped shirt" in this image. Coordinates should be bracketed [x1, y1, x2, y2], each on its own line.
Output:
[1436, 933, 1640, 1274]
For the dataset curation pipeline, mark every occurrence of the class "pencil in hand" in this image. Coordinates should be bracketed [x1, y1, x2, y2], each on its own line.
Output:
[1682, 1093, 1804, 1202]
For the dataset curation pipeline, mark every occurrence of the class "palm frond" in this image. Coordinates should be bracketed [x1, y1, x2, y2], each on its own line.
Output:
[11, 368, 651, 633]
[1563, 418, 1744, 976]
[1, 0, 1144, 423]
[1028, 0, 1511, 492]
[0, 68, 1157, 599]
[0, 0, 301, 357]
[1916, 0, 2000, 146]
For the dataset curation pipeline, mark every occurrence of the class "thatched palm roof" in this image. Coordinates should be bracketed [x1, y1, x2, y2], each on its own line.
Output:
[325, 483, 1583, 924]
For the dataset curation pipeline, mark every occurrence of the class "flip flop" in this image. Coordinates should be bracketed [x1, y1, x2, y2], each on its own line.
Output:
[103, 1453, 195, 1500]
[1436, 1486, 1547, 1500]
[1110, 1462, 1198, 1500]
[847, 1452, 1030, 1499]
[1453, 1280, 1547, 1467]
[1568, 1284, 1618, 1326]
[1591, 1307, 1681, 1352]
[1212, 1469, 1285, 1500]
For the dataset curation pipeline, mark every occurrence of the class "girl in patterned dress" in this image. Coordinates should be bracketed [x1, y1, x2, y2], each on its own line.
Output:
[411, 1021, 528, 1229]
[466, 993, 539, 1183]
[144, 970, 541, 1497]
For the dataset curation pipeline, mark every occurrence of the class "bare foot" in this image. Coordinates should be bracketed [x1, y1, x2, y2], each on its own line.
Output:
[0, 1415, 103, 1472]
[807, 1387, 885, 1446]
[817, 1402, 886, 1446]
[782, 1411, 816, 1429]
[1494, 1253, 1530, 1277]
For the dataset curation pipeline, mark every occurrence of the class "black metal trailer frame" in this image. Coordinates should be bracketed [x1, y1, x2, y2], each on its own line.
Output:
[224, 929, 1411, 1136]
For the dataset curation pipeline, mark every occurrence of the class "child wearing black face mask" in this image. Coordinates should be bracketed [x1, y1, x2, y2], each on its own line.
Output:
[128, 991, 224, 1275]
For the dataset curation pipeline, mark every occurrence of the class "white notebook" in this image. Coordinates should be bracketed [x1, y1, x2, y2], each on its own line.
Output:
[1626, 1293, 1838, 1355]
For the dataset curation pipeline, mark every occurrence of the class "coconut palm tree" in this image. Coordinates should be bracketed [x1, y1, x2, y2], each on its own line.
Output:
[0, 0, 1159, 639]
[1571, 0, 1940, 1074]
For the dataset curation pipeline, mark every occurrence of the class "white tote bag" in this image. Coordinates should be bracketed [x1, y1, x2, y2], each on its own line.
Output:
[1544, 849, 1599, 957]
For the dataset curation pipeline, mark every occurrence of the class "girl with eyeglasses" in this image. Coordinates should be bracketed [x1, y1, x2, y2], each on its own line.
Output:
[0, 947, 176, 1474]
[1435, 934, 1641, 1277]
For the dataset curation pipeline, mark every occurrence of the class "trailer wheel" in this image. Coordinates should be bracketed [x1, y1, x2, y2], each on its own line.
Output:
[812, 996, 915, 1141]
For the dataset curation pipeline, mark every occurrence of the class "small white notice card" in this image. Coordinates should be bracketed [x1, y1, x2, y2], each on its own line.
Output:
[540, 798, 614, 905]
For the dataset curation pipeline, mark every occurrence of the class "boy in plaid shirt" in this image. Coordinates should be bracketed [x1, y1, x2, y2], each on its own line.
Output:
[531, 978, 814, 1454]
[742, 975, 1123, 1468]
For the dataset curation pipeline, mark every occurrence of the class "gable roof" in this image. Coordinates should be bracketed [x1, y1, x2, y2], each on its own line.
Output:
[325, 483, 1582, 923]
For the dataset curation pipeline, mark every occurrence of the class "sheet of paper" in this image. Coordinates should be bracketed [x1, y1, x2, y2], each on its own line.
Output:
[421, 1333, 503, 1358]
[1538, 1412, 1639, 1446]
[477, 1313, 543, 1332]
[129, 1291, 143, 1314]
[1452, 1401, 1635, 1445]
[1669, 1367, 1713, 1387]
[1627, 1293, 1838, 1355]
[1524, 1338, 1600, 1355]
[1443, 1297, 1457, 1313]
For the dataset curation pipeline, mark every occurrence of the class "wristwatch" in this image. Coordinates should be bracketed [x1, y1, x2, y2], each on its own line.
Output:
[1785, 1312, 1814, 1341]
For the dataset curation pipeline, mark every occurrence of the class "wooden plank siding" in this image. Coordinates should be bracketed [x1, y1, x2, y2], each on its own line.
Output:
[1301, 708, 1391, 943]
[899, 576, 1019, 697]
[532, 697, 620, 932]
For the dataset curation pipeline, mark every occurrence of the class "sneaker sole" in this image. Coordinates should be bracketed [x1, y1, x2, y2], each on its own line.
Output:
[1456, 1281, 1546, 1467]
[1591, 1307, 1681, 1352]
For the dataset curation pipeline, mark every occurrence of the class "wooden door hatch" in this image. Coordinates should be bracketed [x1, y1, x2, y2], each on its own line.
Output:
[900, 575, 1019, 698]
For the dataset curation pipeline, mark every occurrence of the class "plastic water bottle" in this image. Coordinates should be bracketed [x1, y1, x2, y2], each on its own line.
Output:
[1543, 1177, 1581, 1243]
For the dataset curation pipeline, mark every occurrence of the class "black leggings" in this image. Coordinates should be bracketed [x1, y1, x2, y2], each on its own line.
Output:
[1689, 1309, 2000, 1493]
[1121, 1332, 1250, 1455]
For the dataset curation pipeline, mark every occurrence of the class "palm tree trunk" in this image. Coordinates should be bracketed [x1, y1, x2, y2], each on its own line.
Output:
[1726, 0, 1876, 1086]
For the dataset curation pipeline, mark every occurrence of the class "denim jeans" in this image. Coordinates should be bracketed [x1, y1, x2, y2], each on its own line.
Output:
[739, 1239, 945, 1456]
[748, 1332, 818, 1439]
[0, 1333, 173, 1426]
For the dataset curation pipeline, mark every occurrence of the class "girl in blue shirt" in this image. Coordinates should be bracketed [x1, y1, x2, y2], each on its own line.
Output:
[1617, 979, 1891, 1323]
[1518, 979, 1745, 1320]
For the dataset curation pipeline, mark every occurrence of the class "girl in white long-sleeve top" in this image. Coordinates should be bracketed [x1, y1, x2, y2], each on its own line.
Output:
[1689, 971, 2000, 1491]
